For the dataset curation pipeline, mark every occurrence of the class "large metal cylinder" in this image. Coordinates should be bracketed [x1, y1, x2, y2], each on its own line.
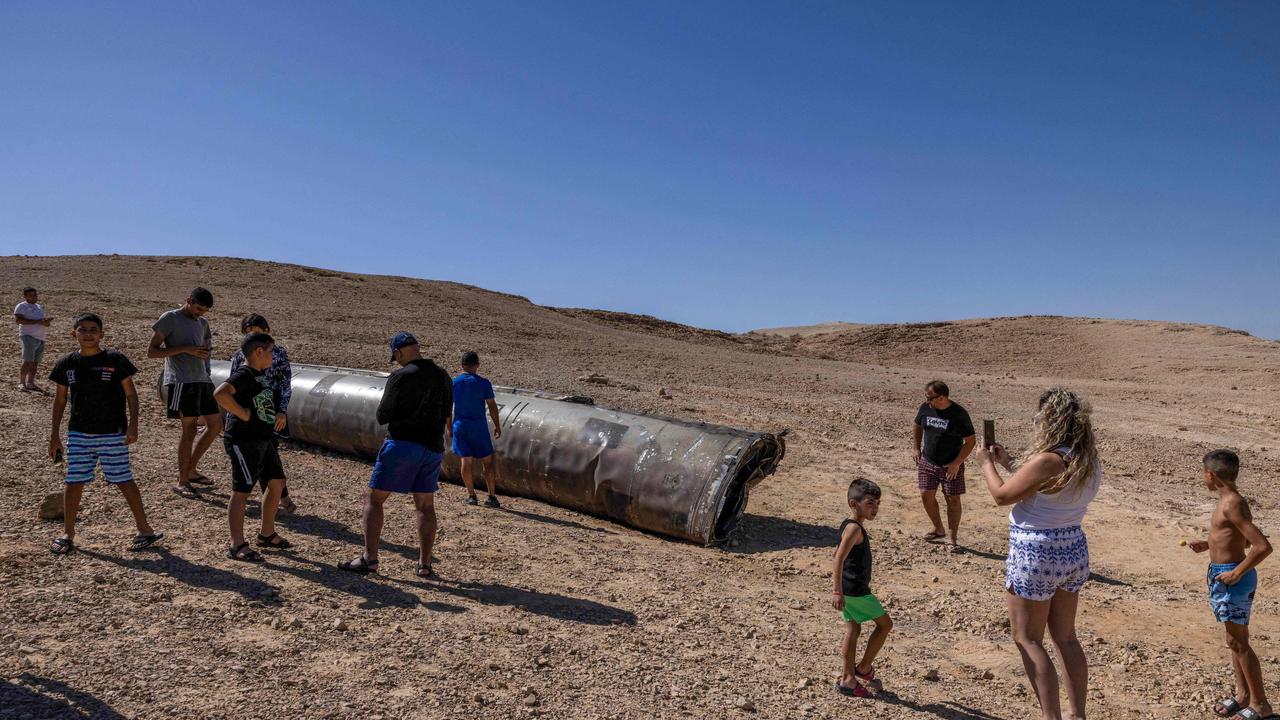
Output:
[184, 361, 784, 545]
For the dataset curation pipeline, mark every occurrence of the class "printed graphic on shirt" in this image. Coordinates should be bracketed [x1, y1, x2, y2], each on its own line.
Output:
[925, 416, 949, 431]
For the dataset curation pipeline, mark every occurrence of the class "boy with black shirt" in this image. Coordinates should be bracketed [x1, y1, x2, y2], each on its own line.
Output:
[47, 313, 162, 555]
[831, 478, 893, 698]
[214, 332, 290, 562]
[339, 332, 452, 578]
[912, 380, 975, 551]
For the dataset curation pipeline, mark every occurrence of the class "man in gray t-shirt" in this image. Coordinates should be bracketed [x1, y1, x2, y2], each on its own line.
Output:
[148, 288, 223, 498]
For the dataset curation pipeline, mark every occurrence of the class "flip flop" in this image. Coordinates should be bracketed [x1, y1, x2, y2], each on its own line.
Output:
[1215, 699, 1243, 717]
[187, 474, 214, 486]
[172, 485, 198, 499]
[337, 556, 379, 574]
[416, 562, 439, 579]
[128, 533, 165, 551]
[922, 530, 945, 541]
[50, 537, 75, 555]
[834, 680, 870, 698]
[228, 542, 264, 562]
[256, 532, 291, 549]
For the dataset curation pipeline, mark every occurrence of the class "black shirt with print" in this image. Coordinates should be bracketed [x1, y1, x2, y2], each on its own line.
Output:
[914, 401, 975, 465]
[223, 366, 277, 442]
[49, 350, 138, 435]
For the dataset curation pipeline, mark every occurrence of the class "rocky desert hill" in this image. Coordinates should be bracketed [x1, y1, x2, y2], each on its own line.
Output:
[2, 254, 1278, 720]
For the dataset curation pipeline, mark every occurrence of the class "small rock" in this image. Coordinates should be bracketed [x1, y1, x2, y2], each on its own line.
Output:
[511, 625, 529, 636]
[535, 656, 551, 668]
[38, 492, 63, 521]
[795, 678, 811, 690]
[981, 669, 994, 680]
[92, 575, 107, 584]
[577, 373, 611, 385]
[732, 697, 756, 712]
[332, 618, 348, 631]
[271, 618, 283, 630]
[923, 668, 940, 681]
[17, 645, 39, 655]
[522, 695, 540, 707]
[487, 660, 502, 671]
[286, 617, 303, 629]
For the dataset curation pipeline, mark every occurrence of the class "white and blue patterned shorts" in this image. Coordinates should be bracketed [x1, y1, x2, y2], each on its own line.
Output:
[65, 432, 133, 485]
[1005, 525, 1089, 601]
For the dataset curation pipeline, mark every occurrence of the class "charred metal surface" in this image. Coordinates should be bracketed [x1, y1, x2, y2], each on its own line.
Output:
[175, 361, 785, 545]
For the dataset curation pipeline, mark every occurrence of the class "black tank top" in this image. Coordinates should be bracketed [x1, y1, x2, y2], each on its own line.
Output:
[838, 518, 872, 596]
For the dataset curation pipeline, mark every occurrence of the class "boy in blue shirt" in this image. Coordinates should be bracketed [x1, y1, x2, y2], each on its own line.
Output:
[448, 351, 502, 507]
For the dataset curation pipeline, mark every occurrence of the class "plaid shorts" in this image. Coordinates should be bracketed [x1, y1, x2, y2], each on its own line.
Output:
[917, 455, 966, 495]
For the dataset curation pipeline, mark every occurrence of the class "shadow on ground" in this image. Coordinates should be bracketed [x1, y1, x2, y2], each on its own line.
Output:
[79, 547, 278, 600]
[877, 691, 1008, 720]
[412, 578, 638, 626]
[1, 674, 125, 719]
[721, 514, 839, 554]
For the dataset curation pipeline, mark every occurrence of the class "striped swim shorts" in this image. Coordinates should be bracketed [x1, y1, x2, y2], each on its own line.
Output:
[65, 432, 133, 484]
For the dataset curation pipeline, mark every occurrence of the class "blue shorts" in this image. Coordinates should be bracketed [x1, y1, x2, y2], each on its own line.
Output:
[65, 432, 133, 484]
[1208, 562, 1257, 625]
[1005, 525, 1089, 601]
[451, 419, 494, 459]
[369, 439, 441, 494]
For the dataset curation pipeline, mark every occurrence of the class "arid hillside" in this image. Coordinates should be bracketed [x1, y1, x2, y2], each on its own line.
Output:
[2, 254, 1278, 720]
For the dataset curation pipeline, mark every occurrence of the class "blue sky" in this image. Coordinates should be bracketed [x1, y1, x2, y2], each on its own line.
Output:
[2, 2, 1277, 337]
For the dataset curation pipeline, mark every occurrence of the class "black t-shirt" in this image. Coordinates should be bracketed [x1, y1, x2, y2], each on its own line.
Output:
[915, 400, 975, 465]
[376, 359, 452, 452]
[838, 519, 872, 597]
[223, 366, 277, 442]
[49, 350, 138, 434]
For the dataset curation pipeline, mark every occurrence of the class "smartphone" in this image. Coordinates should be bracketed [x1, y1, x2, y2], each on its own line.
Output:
[983, 419, 996, 447]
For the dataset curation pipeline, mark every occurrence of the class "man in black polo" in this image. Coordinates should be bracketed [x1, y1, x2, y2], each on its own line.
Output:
[339, 332, 452, 578]
[912, 380, 975, 552]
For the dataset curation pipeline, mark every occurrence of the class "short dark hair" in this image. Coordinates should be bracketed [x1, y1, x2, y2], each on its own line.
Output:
[189, 287, 214, 308]
[73, 313, 103, 330]
[22, 287, 36, 294]
[241, 313, 270, 333]
[240, 331, 274, 357]
[847, 477, 882, 504]
[1204, 449, 1240, 484]
[926, 380, 949, 397]
[461, 351, 480, 367]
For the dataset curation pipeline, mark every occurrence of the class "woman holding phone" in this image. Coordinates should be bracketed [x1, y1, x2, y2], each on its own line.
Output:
[974, 387, 1102, 720]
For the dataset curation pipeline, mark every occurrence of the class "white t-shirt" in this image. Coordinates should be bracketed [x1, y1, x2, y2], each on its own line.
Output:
[14, 302, 46, 340]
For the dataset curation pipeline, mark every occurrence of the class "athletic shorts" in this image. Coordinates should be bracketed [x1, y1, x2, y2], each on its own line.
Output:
[1208, 562, 1257, 625]
[65, 432, 133, 484]
[451, 419, 494, 459]
[917, 454, 966, 495]
[369, 439, 441, 494]
[225, 438, 285, 494]
[20, 335, 45, 364]
[1005, 524, 1089, 601]
[840, 593, 886, 623]
[165, 382, 218, 419]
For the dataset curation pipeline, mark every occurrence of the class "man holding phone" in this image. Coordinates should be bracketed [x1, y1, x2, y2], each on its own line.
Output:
[912, 380, 976, 552]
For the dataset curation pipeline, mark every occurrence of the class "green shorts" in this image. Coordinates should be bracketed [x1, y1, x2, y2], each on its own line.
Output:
[841, 593, 886, 623]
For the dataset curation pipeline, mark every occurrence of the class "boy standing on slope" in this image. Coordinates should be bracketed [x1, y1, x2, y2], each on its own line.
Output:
[149, 287, 220, 498]
[214, 332, 291, 562]
[1189, 449, 1273, 720]
[15, 286, 52, 392]
[832, 478, 893, 699]
[449, 351, 502, 507]
[47, 313, 162, 554]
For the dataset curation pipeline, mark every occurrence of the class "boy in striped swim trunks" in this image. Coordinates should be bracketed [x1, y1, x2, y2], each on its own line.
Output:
[1189, 450, 1274, 720]
[47, 313, 162, 555]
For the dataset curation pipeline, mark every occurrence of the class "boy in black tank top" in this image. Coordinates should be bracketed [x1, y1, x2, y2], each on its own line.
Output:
[832, 478, 894, 698]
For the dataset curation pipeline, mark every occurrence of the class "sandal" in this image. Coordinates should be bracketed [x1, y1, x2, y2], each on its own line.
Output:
[256, 532, 291, 549]
[279, 497, 297, 515]
[1231, 709, 1275, 720]
[337, 555, 378, 574]
[187, 474, 214, 486]
[416, 562, 438, 579]
[922, 530, 945, 541]
[834, 680, 870, 698]
[228, 542, 264, 562]
[128, 533, 165, 551]
[50, 537, 75, 556]
[854, 666, 881, 694]
[1216, 700, 1243, 717]
[172, 484, 198, 499]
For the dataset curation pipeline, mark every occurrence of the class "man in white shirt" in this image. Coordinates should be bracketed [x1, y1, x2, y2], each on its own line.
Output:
[14, 287, 51, 392]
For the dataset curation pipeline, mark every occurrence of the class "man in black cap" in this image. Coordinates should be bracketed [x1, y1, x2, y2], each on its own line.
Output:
[339, 332, 452, 578]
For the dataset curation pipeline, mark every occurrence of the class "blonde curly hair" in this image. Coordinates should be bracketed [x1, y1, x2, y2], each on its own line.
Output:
[1028, 387, 1099, 496]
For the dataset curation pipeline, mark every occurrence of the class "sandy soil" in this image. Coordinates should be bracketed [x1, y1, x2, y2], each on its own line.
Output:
[2, 254, 1279, 720]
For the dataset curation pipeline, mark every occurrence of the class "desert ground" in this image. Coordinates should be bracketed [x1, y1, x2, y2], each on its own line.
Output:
[2, 254, 1279, 720]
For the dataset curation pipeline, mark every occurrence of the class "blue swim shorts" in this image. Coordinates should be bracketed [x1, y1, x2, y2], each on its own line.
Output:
[369, 439, 441, 494]
[451, 419, 494, 459]
[1208, 562, 1257, 625]
[65, 432, 133, 485]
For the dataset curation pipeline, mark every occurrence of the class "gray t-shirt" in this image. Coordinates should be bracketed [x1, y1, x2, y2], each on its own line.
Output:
[153, 308, 212, 384]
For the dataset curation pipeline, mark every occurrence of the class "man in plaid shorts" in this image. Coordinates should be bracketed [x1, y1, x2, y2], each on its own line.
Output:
[912, 380, 975, 552]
